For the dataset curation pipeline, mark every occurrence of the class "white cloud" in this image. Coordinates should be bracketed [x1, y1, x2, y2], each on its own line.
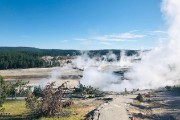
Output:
[60, 40, 69, 43]
[75, 32, 145, 42]
[99, 42, 111, 45]
[110, 32, 145, 39]
[153, 30, 167, 33]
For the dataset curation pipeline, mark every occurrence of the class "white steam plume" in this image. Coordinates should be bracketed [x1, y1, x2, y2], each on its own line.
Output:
[39, 64, 73, 88]
[40, 0, 180, 92]
[80, 67, 122, 92]
[39, 67, 62, 88]
[79, 51, 141, 92]
[124, 0, 180, 90]
[80, 0, 180, 92]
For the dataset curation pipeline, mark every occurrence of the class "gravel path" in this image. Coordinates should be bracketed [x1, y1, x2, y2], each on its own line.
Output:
[93, 95, 136, 120]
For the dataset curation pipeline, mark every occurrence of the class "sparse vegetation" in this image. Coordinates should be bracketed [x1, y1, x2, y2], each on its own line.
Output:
[0, 99, 88, 120]
[172, 85, 180, 94]
[25, 82, 77, 119]
[7, 80, 29, 98]
[0, 76, 8, 113]
[73, 84, 105, 98]
[26, 82, 63, 118]
[136, 93, 144, 102]
[33, 85, 43, 97]
[0, 77, 30, 118]
[165, 85, 172, 91]
[165, 85, 180, 94]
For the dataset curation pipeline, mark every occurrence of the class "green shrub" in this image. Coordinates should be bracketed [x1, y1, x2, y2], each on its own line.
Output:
[136, 93, 144, 102]
[0, 76, 8, 112]
[33, 86, 43, 97]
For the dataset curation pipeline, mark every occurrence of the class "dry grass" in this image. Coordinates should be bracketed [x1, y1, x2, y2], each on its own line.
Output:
[2, 75, 49, 79]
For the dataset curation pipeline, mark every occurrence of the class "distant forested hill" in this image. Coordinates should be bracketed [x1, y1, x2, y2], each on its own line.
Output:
[0, 51, 45, 69]
[0, 47, 81, 56]
[0, 47, 140, 70]
[0, 47, 140, 56]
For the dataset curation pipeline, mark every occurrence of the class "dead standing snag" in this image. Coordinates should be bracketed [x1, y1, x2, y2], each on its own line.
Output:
[26, 82, 71, 118]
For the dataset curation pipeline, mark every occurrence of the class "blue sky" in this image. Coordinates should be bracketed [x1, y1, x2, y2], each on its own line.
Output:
[0, 0, 167, 50]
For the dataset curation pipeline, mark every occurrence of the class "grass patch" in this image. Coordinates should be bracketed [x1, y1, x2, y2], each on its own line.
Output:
[0, 100, 30, 120]
[0, 100, 88, 120]
[38, 104, 85, 120]
[3, 100, 29, 115]
[39, 102, 93, 120]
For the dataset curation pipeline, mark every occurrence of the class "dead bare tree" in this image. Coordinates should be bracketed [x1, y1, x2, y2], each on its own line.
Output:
[26, 82, 68, 118]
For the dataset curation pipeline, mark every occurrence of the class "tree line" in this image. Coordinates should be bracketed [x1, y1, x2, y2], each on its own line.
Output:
[0, 47, 141, 70]
[0, 47, 81, 56]
[0, 51, 46, 69]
